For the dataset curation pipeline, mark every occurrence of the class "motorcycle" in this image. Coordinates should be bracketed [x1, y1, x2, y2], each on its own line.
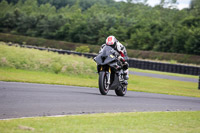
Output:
[94, 45, 127, 96]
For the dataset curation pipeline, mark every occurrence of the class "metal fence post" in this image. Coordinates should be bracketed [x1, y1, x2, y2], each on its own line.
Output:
[199, 74, 200, 90]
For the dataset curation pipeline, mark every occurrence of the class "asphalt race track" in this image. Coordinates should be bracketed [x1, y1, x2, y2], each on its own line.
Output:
[0, 81, 200, 119]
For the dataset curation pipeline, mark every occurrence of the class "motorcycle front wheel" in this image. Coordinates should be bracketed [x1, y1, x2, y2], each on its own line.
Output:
[99, 71, 109, 95]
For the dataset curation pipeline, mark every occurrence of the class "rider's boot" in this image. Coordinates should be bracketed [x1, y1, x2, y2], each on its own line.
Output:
[124, 69, 129, 80]
[119, 69, 129, 85]
[123, 80, 128, 85]
[123, 69, 129, 85]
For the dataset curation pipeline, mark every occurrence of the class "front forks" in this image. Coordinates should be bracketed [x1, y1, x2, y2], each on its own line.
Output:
[106, 67, 111, 85]
[100, 66, 111, 85]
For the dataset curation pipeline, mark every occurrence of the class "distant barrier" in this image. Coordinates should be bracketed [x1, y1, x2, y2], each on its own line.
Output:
[6, 43, 200, 76]
[128, 59, 200, 76]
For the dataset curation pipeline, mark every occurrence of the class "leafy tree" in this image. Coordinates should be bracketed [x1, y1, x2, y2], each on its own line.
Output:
[190, 0, 200, 16]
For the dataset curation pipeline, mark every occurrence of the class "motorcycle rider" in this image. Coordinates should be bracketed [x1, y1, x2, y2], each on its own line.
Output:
[99, 35, 129, 85]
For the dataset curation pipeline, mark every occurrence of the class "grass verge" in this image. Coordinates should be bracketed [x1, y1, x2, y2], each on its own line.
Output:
[0, 111, 200, 133]
[129, 68, 199, 79]
[0, 67, 97, 88]
[0, 43, 97, 76]
[0, 67, 199, 97]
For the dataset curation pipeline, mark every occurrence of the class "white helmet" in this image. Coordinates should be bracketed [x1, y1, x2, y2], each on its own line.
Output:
[106, 35, 117, 46]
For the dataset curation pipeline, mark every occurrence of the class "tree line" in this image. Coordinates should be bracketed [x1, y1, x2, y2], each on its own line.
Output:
[0, 0, 199, 55]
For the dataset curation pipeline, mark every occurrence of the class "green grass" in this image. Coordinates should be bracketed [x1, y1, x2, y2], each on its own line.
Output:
[0, 67, 97, 88]
[129, 68, 199, 79]
[128, 74, 199, 97]
[0, 67, 199, 97]
[0, 111, 200, 133]
[0, 43, 97, 76]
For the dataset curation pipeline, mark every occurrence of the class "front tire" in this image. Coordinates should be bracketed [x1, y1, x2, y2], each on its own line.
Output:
[115, 85, 127, 96]
[99, 71, 109, 95]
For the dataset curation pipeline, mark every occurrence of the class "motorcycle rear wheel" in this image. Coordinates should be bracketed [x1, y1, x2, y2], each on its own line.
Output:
[99, 71, 109, 95]
[115, 85, 127, 96]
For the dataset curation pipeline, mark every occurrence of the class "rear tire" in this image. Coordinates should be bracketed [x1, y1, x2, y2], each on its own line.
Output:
[99, 71, 109, 95]
[115, 85, 127, 96]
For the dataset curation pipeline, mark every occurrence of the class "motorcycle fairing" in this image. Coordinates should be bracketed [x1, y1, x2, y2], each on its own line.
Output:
[95, 46, 117, 66]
